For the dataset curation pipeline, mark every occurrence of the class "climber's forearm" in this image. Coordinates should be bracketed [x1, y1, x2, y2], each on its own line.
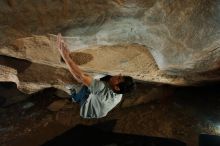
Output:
[64, 56, 93, 86]
[57, 33, 93, 86]
[63, 55, 84, 82]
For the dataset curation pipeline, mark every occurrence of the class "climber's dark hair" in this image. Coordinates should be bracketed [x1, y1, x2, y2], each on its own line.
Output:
[116, 76, 135, 94]
[100, 75, 112, 82]
[100, 75, 136, 94]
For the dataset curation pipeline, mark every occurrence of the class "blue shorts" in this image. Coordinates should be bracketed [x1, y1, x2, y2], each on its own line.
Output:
[70, 86, 90, 105]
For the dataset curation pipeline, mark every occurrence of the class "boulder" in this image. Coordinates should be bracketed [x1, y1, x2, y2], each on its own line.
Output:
[0, 55, 77, 94]
[0, 0, 219, 94]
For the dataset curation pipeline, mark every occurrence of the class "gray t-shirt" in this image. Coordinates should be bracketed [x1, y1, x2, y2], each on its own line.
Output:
[80, 79, 122, 118]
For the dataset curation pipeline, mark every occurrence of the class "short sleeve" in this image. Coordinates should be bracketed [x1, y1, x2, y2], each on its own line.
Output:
[88, 79, 105, 94]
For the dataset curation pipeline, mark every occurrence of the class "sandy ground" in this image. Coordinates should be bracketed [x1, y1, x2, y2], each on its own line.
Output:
[0, 82, 220, 146]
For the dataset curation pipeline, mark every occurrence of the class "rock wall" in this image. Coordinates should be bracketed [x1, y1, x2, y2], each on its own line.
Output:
[0, 0, 219, 93]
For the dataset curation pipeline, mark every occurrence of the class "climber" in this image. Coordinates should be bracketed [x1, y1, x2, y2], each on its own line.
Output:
[57, 33, 135, 118]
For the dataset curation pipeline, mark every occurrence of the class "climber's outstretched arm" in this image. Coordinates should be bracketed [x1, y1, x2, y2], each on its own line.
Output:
[57, 33, 92, 86]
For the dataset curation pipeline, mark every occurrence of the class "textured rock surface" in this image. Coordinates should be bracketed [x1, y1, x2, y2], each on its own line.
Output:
[61, 0, 220, 74]
[0, 0, 220, 93]
[0, 55, 76, 94]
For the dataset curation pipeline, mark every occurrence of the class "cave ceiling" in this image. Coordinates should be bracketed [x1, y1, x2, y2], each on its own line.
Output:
[0, 0, 219, 93]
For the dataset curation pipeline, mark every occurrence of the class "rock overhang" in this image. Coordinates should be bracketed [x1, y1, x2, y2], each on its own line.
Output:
[0, 0, 219, 93]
